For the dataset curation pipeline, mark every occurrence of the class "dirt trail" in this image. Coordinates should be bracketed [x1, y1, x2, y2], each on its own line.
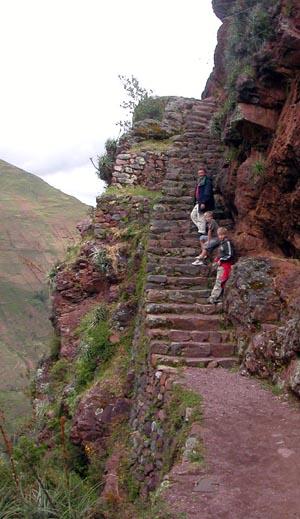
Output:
[164, 368, 300, 519]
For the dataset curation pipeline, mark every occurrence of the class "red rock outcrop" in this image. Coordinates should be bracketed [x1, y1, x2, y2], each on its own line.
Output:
[204, 0, 300, 391]
[224, 256, 300, 394]
[205, 0, 300, 257]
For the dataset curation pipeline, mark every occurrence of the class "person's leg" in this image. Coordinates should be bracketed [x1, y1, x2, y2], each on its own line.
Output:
[209, 265, 224, 303]
[199, 236, 208, 257]
[190, 205, 206, 234]
[192, 235, 208, 263]
[204, 238, 220, 261]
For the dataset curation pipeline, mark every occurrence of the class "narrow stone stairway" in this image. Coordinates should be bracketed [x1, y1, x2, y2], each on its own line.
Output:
[145, 97, 237, 370]
[141, 97, 300, 519]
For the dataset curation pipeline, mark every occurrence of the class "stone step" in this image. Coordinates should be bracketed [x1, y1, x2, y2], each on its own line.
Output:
[161, 188, 193, 197]
[148, 238, 201, 248]
[145, 288, 211, 303]
[147, 256, 203, 266]
[147, 328, 233, 343]
[146, 313, 221, 331]
[146, 263, 209, 277]
[146, 275, 213, 290]
[147, 256, 209, 267]
[147, 246, 199, 257]
[186, 114, 211, 121]
[150, 340, 236, 358]
[151, 210, 189, 220]
[151, 354, 238, 369]
[145, 302, 222, 315]
[150, 220, 192, 232]
[160, 195, 192, 204]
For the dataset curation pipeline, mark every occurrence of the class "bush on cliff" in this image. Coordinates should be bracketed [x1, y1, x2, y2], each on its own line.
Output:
[94, 138, 118, 186]
[132, 96, 167, 123]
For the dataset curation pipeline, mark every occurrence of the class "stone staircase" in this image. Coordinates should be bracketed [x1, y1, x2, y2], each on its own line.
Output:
[144, 97, 237, 369]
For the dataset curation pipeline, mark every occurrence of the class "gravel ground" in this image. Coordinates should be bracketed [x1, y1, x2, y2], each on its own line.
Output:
[164, 368, 300, 519]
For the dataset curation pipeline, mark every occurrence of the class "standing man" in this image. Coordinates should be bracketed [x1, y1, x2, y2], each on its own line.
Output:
[190, 166, 215, 235]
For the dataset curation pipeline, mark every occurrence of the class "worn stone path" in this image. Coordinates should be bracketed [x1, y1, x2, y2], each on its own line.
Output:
[141, 96, 300, 517]
[145, 97, 236, 369]
[164, 368, 300, 519]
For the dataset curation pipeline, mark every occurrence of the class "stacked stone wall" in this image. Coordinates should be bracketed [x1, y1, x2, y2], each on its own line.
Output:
[112, 151, 167, 189]
[130, 361, 176, 493]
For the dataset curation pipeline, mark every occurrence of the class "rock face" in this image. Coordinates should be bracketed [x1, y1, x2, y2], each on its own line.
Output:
[205, 0, 300, 258]
[203, 0, 300, 391]
[224, 256, 300, 393]
[70, 383, 131, 451]
[51, 194, 151, 359]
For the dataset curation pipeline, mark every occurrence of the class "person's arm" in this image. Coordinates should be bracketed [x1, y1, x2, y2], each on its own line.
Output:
[202, 177, 213, 202]
[207, 223, 212, 243]
[219, 239, 233, 262]
[193, 185, 197, 206]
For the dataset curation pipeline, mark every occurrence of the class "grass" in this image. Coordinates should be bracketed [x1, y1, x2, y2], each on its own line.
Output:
[0, 159, 88, 432]
[161, 385, 203, 474]
[259, 379, 285, 397]
[128, 138, 173, 153]
[251, 160, 266, 178]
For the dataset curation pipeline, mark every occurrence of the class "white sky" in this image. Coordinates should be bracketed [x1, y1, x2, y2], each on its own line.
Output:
[0, 0, 220, 206]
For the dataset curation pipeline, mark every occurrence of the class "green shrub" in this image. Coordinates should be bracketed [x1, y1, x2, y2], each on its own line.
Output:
[209, 95, 236, 139]
[251, 159, 266, 177]
[47, 262, 60, 290]
[49, 334, 61, 360]
[133, 96, 167, 123]
[95, 138, 118, 185]
[75, 321, 113, 390]
[49, 359, 70, 383]
[32, 289, 48, 305]
[90, 247, 111, 273]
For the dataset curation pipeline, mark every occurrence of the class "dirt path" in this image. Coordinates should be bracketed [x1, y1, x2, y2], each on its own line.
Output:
[164, 368, 300, 519]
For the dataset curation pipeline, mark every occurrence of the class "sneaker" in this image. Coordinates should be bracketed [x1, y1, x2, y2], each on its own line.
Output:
[192, 259, 205, 265]
[208, 298, 222, 304]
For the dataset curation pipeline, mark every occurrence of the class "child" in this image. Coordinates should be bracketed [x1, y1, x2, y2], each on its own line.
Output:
[208, 227, 234, 303]
[192, 211, 219, 265]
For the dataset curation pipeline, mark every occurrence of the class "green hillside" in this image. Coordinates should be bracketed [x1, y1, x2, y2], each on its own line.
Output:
[0, 159, 89, 432]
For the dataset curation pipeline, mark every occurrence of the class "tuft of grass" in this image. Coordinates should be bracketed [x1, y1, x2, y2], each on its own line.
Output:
[128, 138, 173, 153]
[161, 385, 202, 474]
[251, 160, 266, 178]
[259, 379, 285, 396]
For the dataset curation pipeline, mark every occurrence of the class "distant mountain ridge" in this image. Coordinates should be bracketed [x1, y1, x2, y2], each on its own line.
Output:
[0, 159, 89, 430]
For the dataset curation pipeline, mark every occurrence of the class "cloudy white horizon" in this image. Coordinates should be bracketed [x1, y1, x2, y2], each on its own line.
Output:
[0, 0, 220, 206]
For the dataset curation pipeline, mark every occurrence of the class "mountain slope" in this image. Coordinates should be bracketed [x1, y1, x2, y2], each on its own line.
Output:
[0, 159, 89, 430]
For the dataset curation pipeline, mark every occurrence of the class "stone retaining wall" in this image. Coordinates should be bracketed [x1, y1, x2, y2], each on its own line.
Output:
[112, 151, 168, 189]
[130, 360, 177, 494]
[93, 194, 151, 239]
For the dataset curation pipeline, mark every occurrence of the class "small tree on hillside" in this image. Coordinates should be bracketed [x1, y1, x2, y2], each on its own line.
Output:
[116, 74, 154, 133]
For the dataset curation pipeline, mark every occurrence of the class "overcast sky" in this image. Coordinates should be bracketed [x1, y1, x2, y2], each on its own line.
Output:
[0, 0, 220, 206]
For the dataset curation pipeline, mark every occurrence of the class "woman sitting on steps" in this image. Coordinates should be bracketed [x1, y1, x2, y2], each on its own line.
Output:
[192, 211, 219, 265]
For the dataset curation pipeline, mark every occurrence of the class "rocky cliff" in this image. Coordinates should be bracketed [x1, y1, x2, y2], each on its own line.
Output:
[1, 1, 300, 517]
[202, 0, 300, 394]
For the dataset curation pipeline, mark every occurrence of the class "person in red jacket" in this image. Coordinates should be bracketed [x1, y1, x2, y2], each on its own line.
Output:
[190, 167, 215, 235]
[208, 227, 234, 304]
